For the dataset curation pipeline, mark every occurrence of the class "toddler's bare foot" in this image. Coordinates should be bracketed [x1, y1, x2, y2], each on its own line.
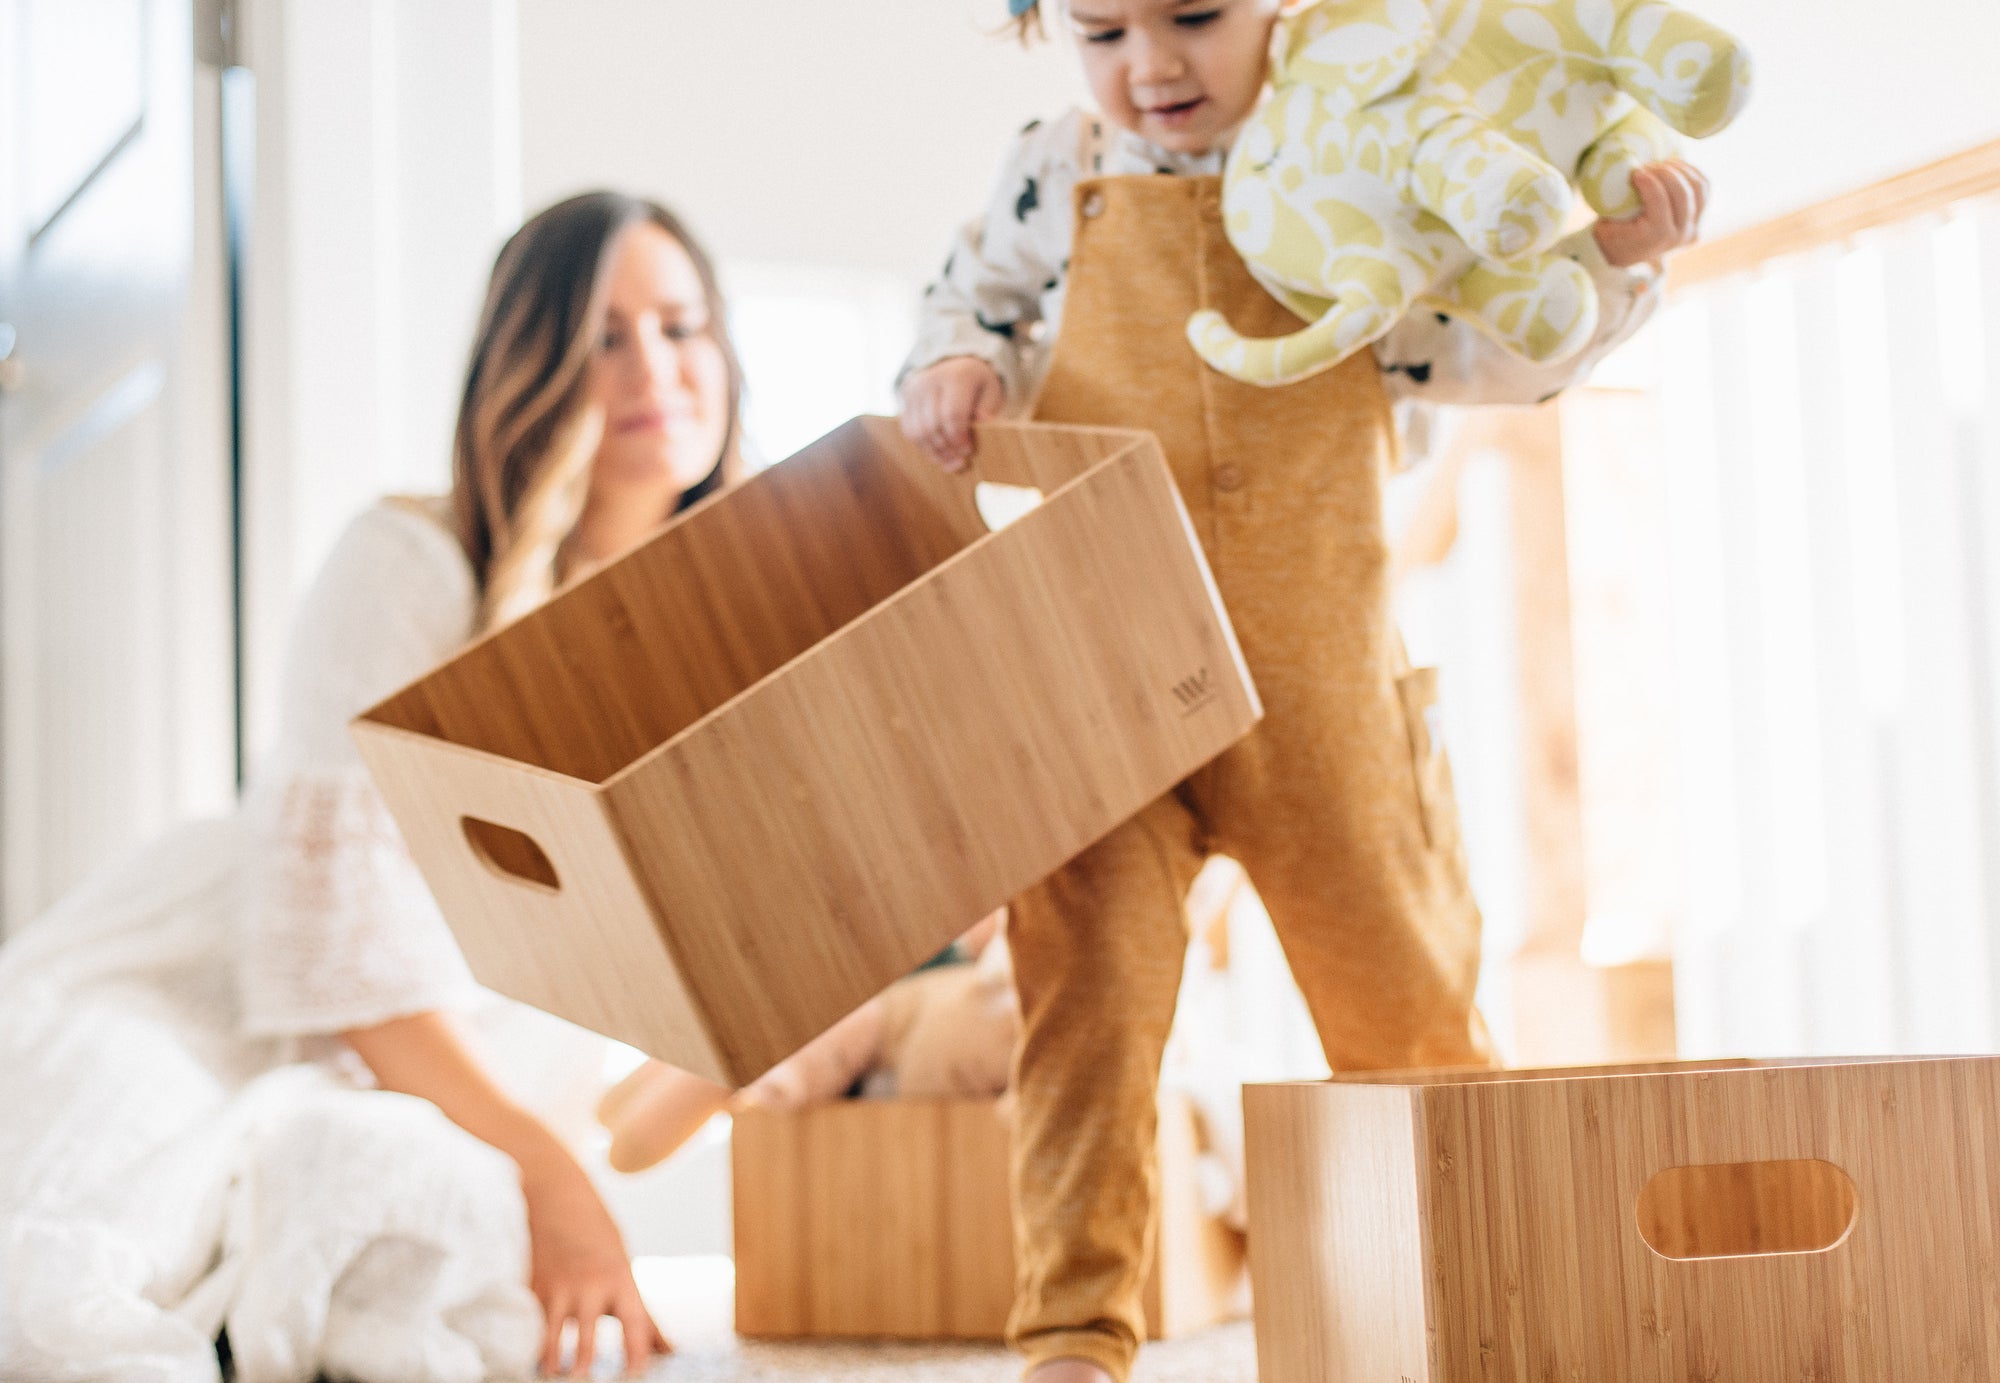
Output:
[1025, 1361, 1116, 1383]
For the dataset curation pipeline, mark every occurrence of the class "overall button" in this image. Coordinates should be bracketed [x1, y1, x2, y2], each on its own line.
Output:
[1212, 464, 1244, 492]
[1081, 191, 1106, 219]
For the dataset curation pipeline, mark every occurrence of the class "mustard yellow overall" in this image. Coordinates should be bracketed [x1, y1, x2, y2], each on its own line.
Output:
[1008, 176, 1492, 1379]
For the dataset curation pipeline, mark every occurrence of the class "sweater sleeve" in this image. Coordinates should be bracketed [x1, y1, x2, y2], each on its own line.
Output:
[900, 114, 1079, 405]
[236, 503, 483, 1038]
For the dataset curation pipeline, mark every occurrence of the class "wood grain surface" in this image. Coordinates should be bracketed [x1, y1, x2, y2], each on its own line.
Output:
[732, 1094, 1247, 1342]
[1247, 1056, 2000, 1382]
[354, 418, 1259, 1086]
[1671, 137, 2000, 292]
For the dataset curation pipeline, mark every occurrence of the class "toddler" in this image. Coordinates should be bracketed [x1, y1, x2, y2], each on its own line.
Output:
[898, 4, 1707, 1380]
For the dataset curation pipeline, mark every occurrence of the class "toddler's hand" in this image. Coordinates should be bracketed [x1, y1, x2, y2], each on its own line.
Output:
[900, 357, 1005, 472]
[1593, 159, 1710, 271]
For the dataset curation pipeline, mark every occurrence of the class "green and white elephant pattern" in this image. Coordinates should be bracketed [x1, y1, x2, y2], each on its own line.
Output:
[1187, 0, 1752, 385]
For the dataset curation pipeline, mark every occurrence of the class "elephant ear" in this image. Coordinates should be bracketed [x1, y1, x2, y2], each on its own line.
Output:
[1281, 0, 1436, 111]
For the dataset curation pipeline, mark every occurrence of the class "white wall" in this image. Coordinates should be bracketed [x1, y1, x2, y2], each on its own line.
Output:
[516, 1, 2000, 249]
[241, 0, 520, 761]
[1636, 0, 2000, 234]
[517, 0, 1084, 279]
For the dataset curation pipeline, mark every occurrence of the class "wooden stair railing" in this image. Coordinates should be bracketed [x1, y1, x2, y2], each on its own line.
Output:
[1671, 136, 2000, 291]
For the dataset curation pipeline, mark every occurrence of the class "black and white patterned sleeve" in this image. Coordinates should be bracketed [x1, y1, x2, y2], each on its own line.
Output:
[900, 115, 1073, 405]
[1373, 229, 1664, 409]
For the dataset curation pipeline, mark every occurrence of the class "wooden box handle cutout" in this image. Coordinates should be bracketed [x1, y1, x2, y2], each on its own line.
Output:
[1636, 1159, 1858, 1260]
[974, 482, 1044, 533]
[462, 817, 562, 893]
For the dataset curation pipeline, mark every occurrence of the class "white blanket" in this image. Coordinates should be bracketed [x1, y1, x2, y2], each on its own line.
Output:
[0, 819, 541, 1383]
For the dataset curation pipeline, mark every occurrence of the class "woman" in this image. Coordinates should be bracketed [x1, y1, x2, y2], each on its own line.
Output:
[0, 192, 742, 1382]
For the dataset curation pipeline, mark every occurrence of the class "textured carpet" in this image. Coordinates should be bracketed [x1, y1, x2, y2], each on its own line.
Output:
[617, 1258, 1259, 1382]
[639, 1324, 1257, 1381]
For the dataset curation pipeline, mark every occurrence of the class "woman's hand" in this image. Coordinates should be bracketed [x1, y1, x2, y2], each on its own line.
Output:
[340, 1013, 668, 1377]
[900, 356, 1005, 471]
[520, 1151, 670, 1378]
[1592, 159, 1710, 271]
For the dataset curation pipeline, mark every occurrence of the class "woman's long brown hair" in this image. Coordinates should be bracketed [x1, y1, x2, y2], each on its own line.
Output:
[450, 191, 745, 629]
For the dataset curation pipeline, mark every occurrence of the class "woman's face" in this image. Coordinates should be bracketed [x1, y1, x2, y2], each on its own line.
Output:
[583, 221, 730, 514]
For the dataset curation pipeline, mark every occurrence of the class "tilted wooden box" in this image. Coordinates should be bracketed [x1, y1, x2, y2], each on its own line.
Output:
[352, 419, 1258, 1087]
[1245, 1056, 2000, 1382]
[731, 1094, 1248, 1341]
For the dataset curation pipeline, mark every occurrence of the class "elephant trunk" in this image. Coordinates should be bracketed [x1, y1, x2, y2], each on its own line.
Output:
[1186, 299, 1392, 387]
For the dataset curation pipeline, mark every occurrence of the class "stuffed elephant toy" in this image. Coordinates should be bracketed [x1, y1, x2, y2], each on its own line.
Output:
[1187, 0, 1752, 385]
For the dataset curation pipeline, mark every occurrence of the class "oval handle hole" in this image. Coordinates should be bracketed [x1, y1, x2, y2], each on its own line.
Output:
[975, 481, 1044, 532]
[1637, 1159, 1857, 1260]
[462, 816, 561, 892]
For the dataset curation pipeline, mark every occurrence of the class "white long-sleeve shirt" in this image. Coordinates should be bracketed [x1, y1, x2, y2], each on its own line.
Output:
[903, 108, 1661, 422]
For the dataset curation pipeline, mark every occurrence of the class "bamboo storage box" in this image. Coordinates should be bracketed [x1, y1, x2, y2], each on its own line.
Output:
[1245, 1056, 2000, 1382]
[352, 418, 1259, 1087]
[732, 1094, 1247, 1340]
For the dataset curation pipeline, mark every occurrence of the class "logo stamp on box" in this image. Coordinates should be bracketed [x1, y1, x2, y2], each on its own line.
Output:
[1172, 666, 1216, 715]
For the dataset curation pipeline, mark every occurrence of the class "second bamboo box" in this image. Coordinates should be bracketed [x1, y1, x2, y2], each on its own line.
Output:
[1245, 1055, 2000, 1382]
